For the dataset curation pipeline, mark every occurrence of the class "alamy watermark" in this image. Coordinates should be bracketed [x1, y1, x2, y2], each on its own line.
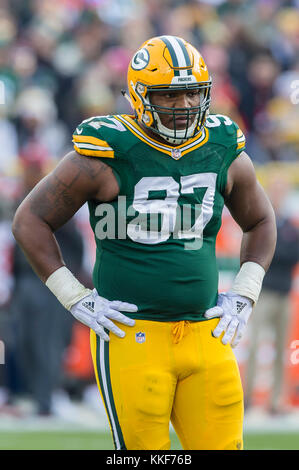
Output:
[0, 340, 5, 365]
[290, 340, 299, 365]
[94, 196, 204, 250]
[290, 80, 299, 105]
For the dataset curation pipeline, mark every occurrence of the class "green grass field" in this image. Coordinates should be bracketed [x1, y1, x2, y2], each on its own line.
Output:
[1, 431, 299, 450]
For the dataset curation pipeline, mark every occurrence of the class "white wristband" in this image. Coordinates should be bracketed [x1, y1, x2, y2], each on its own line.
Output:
[230, 261, 265, 305]
[45, 266, 92, 311]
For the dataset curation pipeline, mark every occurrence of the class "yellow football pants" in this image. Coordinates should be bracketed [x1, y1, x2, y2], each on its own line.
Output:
[90, 318, 244, 450]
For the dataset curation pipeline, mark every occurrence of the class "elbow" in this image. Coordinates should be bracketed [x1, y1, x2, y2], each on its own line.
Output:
[12, 202, 54, 245]
[12, 202, 33, 244]
[263, 206, 277, 243]
[245, 204, 276, 236]
[12, 206, 25, 243]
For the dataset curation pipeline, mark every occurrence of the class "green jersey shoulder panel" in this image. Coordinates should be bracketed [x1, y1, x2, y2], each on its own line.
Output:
[205, 114, 246, 155]
[205, 114, 246, 194]
[72, 114, 136, 158]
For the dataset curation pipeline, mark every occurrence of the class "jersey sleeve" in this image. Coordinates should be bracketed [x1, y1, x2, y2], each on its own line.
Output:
[206, 114, 247, 194]
[220, 121, 246, 194]
[218, 115, 246, 157]
[72, 117, 124, 191]
[205, 113, 246, 158]
[235, 126, 246, 156]
[72, 120, 115, 159]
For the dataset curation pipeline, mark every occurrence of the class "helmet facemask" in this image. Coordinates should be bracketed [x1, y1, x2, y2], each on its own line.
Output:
[136, 81, 212, 145]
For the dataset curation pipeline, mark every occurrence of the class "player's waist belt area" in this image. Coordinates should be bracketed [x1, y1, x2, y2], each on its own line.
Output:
[172, 321, 190, 344]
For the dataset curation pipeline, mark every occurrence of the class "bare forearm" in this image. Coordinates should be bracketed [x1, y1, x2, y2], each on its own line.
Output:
[12, 203, 65, 282]
[225, 153, 277, 272]
[240, 216, 277, 272]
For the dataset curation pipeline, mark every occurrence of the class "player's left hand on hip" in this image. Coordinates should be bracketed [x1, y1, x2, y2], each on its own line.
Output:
[204, 292, 253, 348]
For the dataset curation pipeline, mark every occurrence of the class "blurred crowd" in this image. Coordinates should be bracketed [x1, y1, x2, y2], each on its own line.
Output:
[0, 0, 299, 418]
[0, 0, 299, 176]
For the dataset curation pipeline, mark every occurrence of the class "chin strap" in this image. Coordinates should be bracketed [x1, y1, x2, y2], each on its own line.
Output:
[121, 89, 134, 110]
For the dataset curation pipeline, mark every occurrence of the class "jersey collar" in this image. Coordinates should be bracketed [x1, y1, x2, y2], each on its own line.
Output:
[115, 115, 209, 158]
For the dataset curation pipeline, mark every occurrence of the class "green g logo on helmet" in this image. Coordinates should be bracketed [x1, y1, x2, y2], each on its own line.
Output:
[131, 48, 150, 71]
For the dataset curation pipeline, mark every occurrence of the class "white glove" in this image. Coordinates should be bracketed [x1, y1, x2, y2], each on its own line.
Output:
[204, 292, 253, 348]
[70, 288, 138, 341]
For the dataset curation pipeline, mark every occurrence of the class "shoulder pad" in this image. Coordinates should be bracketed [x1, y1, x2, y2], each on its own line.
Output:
[205, 114, 246, 155]
[72, 115, 127, 158]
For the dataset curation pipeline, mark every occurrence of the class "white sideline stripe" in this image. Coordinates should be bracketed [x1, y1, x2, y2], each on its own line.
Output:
[1, 413, 299, 433]
[99, 337, 121, 450]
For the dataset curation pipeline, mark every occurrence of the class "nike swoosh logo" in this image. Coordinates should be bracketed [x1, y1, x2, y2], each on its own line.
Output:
[76, 128, 83, 134]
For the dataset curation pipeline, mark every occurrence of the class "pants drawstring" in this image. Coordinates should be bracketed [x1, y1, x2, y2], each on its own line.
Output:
[172, 321, 190, 344]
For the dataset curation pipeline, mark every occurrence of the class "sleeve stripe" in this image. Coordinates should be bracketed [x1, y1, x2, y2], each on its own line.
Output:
[237, 141, 246, 150]
[74, 144, 114, 158]
[74, 142, 114, 151]
[73, 134, 111, 148]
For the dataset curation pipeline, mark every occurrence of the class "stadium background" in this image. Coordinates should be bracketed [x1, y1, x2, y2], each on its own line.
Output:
[0, 0, 299, 450]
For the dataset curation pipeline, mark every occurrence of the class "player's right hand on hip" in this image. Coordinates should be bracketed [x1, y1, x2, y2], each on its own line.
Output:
[70, 288, 137, 341]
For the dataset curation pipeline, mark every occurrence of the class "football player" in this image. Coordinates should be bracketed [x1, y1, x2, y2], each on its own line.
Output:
[12, 36, 276, 450]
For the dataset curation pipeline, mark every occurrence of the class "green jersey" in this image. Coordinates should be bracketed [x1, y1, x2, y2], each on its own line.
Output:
[72, 113, 246, 321]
